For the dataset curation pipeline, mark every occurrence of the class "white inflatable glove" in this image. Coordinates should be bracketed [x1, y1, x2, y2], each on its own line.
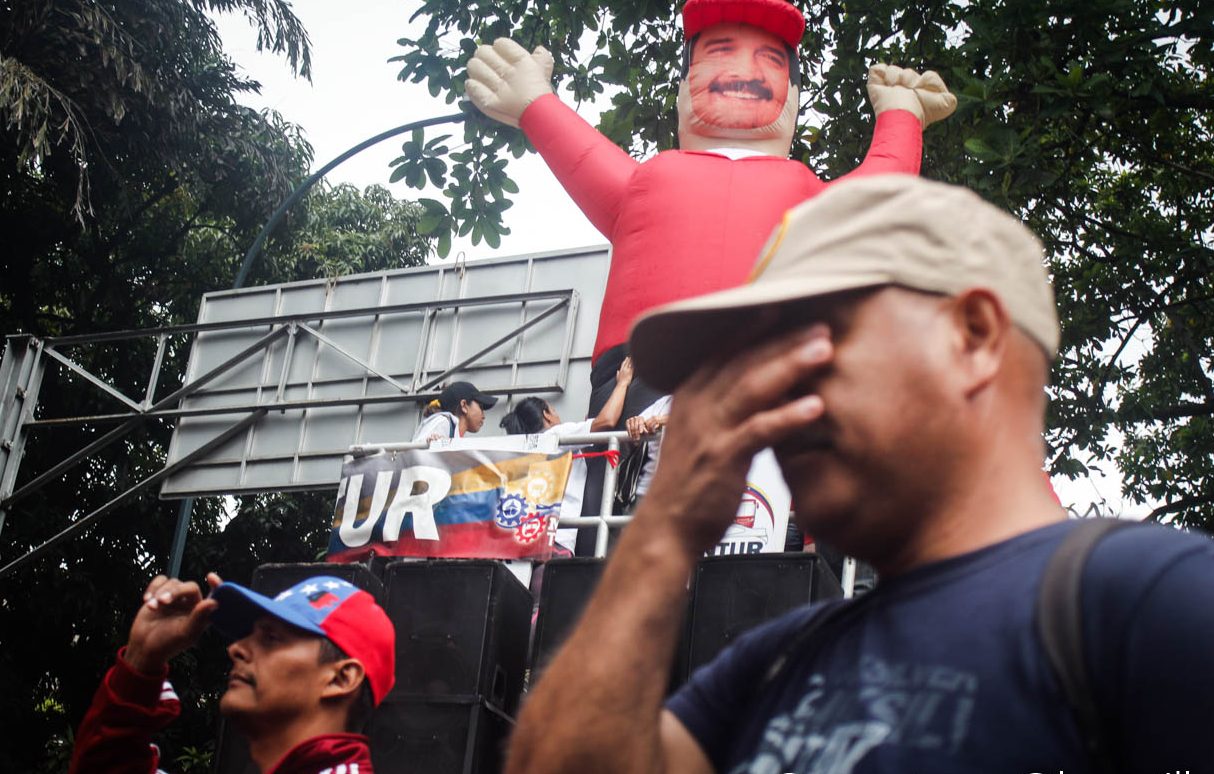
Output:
[866, 64, 957, 127]
[465, 38, 555, 128]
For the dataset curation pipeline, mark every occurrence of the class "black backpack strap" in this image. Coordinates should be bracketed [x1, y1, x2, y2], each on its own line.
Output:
[759, 594, 869, 688]
[1037, 518, 1134, 772]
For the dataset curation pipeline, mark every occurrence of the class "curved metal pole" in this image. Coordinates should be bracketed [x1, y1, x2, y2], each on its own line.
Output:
[233, 111, 467, 289]
[168, 111, 467, 576]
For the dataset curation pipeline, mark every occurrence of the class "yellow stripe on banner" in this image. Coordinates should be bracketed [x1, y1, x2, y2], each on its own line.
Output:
[745, 210, 792, 283]
[449, 452, 573, 507]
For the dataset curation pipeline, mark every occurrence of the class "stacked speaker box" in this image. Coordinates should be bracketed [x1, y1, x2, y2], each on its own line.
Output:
[214, 562, 383, 774]
[529, 555, 842, 695]
[530, 558, 691, 695]
[680, 552, 842, 680]
[528, 558, 605, 680]
[366, 697, 514, 772]
[372, 559, 533, 774]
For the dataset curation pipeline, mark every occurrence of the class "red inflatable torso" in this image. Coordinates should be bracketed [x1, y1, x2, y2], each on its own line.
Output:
[519, 94, 924, 361]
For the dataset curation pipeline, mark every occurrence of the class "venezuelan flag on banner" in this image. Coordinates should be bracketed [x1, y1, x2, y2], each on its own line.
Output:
[326, 446, 572, 562]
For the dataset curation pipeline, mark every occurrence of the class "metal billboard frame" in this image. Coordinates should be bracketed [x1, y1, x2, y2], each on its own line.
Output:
[0, 245, 611, 579]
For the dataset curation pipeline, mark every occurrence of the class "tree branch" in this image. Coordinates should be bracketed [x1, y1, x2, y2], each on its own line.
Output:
[1120, 400, 1214, 422]
[1149, 495, 1214, 523]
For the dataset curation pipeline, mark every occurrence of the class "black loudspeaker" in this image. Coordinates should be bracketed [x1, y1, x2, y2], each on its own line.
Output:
[529, 558, 692, 695]
[529, 558, 604, 677]
[369, 699, 513, 774]
[214, 562, 387, 774]
[381, 560, 532, 715]
[682, 553, 842, 678]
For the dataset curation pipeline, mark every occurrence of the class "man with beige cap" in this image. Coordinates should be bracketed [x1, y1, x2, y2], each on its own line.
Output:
[504, 175, 1214, 773]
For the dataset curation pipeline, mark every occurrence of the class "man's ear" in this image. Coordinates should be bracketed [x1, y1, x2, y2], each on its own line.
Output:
[949, 288, 1009, 395]
[322, 658, 367, 702]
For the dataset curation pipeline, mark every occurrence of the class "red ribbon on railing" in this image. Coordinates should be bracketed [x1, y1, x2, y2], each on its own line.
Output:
[571, 449, 621, 468]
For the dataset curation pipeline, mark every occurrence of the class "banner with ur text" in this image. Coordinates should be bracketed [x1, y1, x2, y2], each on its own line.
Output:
[327, 445, 572, 562]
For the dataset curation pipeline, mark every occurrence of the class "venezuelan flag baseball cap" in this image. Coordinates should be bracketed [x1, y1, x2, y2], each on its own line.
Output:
[210, 575, 396, 705]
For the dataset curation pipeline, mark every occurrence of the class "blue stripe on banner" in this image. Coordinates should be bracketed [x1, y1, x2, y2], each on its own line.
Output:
[430, 490, 501, 526]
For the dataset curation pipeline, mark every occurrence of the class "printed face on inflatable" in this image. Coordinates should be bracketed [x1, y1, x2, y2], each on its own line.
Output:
[687, 22, 791, 130]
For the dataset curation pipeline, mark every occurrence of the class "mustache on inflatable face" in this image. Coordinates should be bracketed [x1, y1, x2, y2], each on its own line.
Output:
[708, 78, 774, 101]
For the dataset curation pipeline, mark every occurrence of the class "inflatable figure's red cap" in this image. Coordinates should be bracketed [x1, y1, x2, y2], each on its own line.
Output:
[682, 0, 806, 49]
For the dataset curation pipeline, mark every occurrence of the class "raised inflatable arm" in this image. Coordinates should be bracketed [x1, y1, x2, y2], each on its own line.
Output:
[519, 94, 639, 238]
[841, 64, 957, 180]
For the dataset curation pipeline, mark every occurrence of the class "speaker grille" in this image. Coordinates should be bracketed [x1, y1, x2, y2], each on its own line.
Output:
[382, 560, 532, 713]
[685, 553, 841, 676]
[369, 699, 513, 774]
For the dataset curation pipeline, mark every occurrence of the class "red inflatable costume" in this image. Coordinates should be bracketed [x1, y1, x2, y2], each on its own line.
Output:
[520, 97, 922, 361]
[467, 0, 954, 363]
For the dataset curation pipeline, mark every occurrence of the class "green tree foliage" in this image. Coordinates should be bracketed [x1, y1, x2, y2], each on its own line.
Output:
[0, 2, 431, 770]
[394, 0, 1214, 528]
[289, 182, 431, 278]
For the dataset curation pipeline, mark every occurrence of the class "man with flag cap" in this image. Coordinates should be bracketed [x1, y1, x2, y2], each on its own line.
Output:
[465, 0, 956, 421]
[69, 572, 396, 773]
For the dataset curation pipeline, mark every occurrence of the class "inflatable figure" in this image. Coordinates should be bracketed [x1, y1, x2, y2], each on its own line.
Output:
[466, 0, 955, 376]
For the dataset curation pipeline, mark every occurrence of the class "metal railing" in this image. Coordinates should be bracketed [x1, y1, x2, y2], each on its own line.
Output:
[350, 431, 858, 596]
[352, 429, 633, 558]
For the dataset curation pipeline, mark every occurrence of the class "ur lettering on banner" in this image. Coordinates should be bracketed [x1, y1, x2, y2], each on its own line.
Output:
[326, 445, 572, 563]
[709, 448, 792, 557]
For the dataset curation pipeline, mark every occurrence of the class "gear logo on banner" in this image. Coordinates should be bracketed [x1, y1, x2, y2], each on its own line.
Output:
[526, 471, 555, 501]
[495, 493, 529, 529]
[514, 515, 547, 544]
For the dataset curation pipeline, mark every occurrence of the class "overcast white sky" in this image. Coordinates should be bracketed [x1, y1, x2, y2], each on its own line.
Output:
[212, 0, 602, 261]
[212, 1, 1145, 519]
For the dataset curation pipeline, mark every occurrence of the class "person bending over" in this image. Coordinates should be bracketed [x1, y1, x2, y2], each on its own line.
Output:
[70, 573, 395, 774]
[500, 357, 637, 553]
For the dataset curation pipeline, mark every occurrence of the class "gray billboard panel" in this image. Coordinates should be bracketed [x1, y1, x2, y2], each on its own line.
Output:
[160, 245, 610, 498]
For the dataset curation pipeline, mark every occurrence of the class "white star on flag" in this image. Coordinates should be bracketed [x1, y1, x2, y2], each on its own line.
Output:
[299, 583, 320, 594]
[323, 581, 341, 589]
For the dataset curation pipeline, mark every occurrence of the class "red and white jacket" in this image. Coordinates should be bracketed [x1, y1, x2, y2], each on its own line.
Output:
[69, 650, 374, 774]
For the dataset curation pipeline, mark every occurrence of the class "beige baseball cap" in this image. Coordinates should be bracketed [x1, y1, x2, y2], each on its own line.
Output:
[629, 175, 1059, 392]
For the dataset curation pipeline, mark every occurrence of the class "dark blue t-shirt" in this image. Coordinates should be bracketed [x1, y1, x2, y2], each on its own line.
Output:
[667, 520, 1214, 773]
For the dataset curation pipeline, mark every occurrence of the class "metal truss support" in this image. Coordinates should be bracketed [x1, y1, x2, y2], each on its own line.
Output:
[417, 297, 571, 392]
[0, 284, 579, 577]
[41, 347, 145, 413]
[0, 326, 288, 514]
[0, 409, 268, 580]
[0, 336, 45, 537]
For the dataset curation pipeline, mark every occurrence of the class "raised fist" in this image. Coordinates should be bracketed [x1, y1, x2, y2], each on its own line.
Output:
[122, 573, 222, 674]
[465, 38, 555, 128]
[866, 64, 957, 127]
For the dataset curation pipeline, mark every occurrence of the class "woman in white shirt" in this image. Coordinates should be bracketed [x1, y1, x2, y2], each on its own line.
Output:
[412, 381, 498, 442]
[499, 358, 635, 553]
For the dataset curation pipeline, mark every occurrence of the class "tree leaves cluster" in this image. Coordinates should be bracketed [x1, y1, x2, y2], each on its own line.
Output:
[0, 2, 432, 770]
[286, 182, 432, 278]
[394, 0, 1214, 528]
